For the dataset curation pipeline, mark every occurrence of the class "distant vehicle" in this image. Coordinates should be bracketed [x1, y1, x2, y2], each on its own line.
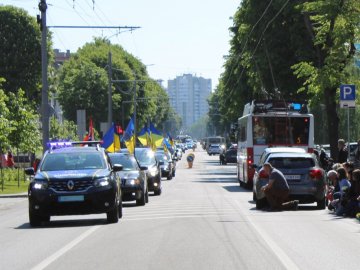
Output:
[108, 153, 149, 206]
[136, 148, 162, 196]
[207, 144, 223, 155]
[222, 148, 237, 164]
[155, 151, 175, 180]
[25, 142, 123, 226]
[205, 136, 226, 151]
[237, 100, 314, 188]
[253, 151, 326, 209]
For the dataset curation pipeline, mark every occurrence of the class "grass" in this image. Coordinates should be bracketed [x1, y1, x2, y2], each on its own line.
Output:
[0, 168, 29, 194]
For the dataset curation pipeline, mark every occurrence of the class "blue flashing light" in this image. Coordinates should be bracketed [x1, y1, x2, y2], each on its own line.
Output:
[47, 141, 72, 149]
[292, 103, 301, 110]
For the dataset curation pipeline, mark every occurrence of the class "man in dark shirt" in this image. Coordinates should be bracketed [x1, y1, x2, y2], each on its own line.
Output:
[261, 163, 299, 211]
[337, 139, 348, 164]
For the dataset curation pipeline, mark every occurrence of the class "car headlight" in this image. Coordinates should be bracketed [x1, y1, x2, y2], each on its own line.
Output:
[33, 181, 48, 190]
[129, 179, 141, 185]
[149, 169, 158, 177]
[94, 178, 110, 187]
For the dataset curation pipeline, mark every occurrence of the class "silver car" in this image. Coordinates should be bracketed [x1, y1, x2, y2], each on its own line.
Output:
[253, 151, 326, 209]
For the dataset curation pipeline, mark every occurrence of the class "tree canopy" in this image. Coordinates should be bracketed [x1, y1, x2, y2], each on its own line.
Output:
[0, 5, 42, 102]
[56, 38, 174, 132]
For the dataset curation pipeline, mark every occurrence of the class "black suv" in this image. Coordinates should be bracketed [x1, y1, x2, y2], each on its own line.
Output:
[25, 143, 123, 226]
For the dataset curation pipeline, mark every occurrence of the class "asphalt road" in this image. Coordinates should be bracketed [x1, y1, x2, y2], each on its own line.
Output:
[1, 148, 360, 270]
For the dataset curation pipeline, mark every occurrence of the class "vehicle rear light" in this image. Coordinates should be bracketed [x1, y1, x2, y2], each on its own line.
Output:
[247, 148, 254, 165]
[308, 148, 314, 153]
[259, 170, 268, 179]
[309, 169, 323, 180]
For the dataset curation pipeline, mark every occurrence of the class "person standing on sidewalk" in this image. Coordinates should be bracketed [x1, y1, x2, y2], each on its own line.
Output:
[337, 139, 348, 164]
[261, 163, 299, 211]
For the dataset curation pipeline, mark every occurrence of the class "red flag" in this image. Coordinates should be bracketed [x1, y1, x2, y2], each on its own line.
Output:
[83, 117, 94, 142]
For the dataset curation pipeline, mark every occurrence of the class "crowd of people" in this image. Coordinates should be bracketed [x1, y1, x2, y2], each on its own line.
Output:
[317, 139, 360, 219]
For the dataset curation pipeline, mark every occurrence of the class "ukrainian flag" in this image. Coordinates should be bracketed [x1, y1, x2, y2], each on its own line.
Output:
[167, 132, 174, 147]
[123, 117, 135, 154]
[138, 124, 150, 147]
[149, 123, 163, 151]
[101, 124, 121, 153]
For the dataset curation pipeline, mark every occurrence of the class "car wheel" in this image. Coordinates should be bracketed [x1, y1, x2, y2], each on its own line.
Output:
[167, 173, 173, 180]
[118, 195, 123, 219]
[29, 204, 49, 227]
[172, 170, 176, 177]
[253, 191, 257, 202]
[107, 204, 119, 223]
[145, 188, 149, 203]
[256, 198, 267, 209]
[154, 187, 162, 196]
[316, 198, 326, 209]
[136, 190, 146, 206]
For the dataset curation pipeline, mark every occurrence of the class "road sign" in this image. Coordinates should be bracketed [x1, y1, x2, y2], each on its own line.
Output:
[340, 84, 356, 108]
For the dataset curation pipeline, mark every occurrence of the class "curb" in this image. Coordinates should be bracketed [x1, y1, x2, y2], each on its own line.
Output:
[0, 193, 28, 199]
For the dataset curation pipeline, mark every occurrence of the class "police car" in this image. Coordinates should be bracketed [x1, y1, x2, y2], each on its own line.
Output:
[25, 141, 123, 226]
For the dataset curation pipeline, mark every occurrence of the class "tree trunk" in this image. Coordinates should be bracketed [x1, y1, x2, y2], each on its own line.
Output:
[324, 87, 339, 160]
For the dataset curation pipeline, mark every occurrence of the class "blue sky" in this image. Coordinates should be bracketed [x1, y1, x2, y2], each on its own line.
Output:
[2, 0, 240, 89]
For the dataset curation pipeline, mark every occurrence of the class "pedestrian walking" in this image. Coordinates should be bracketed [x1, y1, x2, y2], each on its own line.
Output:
[337, 139, 348, 164]
[261, 163, 299, 211]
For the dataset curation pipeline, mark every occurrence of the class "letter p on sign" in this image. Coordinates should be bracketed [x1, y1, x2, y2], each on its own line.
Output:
[340, 85, 356, 101]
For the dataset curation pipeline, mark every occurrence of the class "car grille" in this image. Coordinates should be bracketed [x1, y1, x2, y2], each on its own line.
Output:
[49, 179, 93, 192]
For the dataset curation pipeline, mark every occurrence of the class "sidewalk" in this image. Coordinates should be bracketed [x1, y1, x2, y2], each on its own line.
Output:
[0, 192, 28, 198]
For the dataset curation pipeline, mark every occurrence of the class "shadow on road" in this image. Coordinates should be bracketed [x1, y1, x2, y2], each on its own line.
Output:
[16, 218, 106, 229]
[222, 185, 250, 193]
[193, 178, 238, 183]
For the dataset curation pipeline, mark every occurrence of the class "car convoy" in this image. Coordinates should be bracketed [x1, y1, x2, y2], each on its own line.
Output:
[25, 140, 188, 227]
[24, 100, 329, 227]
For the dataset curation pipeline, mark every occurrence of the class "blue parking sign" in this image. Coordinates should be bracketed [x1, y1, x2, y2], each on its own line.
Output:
[340, 85, 356, 100]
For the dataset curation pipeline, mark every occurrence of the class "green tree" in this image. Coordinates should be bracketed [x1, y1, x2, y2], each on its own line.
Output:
[0, 6, 42, 101]
[292, 0, 360, 158]
[49, 116, 78, 141]
[7, 89, 41, 154]
[57, 38, 173, 133]
[0, 81, 12, 153]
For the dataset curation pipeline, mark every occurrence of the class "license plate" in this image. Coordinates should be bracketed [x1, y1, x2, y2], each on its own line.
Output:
[285, 175, 301, 180]
[58, 195, 84, 202]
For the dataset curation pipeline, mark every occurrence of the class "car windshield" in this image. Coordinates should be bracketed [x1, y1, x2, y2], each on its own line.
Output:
[109, 155, 138, 171]
[268, 157, 315, 169]
[137, 150, 156, 166]
[155, 153, 169, 162]
[41, 152, 106, 171]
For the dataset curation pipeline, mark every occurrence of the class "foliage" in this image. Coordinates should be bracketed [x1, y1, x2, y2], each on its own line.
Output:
[49, 116, 78, 141]
[7, 89, 42, 154]
[0, 5, 42, 102]
[56, 38, 175, 133]
[0, 168, 28, 194]
[0, 80, 12, 152]
[211, 0, 360, 154]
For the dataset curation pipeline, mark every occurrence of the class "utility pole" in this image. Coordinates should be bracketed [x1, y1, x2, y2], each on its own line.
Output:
[107, 51, 113, 129]
[39, 0, 49, 153]
[133, 80, 137, 151]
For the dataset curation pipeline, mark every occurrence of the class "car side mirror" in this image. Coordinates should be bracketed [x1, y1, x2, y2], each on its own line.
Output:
[113, 164, 123, 172]
[24, 167, 35, 176]
[140, 166, 148, 171]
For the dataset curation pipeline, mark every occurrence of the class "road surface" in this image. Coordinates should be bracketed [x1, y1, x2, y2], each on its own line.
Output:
[1, 148, 359, 270]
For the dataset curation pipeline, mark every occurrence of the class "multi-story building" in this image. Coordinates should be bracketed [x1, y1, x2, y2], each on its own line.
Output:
[167, 74, 211, 128]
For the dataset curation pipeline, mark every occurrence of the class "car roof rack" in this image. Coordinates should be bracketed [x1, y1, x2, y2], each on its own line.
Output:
[47, 141, 103, 152]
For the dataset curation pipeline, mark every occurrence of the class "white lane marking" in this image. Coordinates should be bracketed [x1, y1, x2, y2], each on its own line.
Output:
[123, 213, 237, 221]
[31, 225, 100, 270]
[234, 201, 299, 270]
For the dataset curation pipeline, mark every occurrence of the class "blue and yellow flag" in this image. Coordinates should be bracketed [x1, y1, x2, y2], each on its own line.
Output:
[167, 132, 174, 147]
[138, 124, 150, 147]
[101, 123, 121, 153]
[123, 117, 135, 154]
[149, 123, 164, 151]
